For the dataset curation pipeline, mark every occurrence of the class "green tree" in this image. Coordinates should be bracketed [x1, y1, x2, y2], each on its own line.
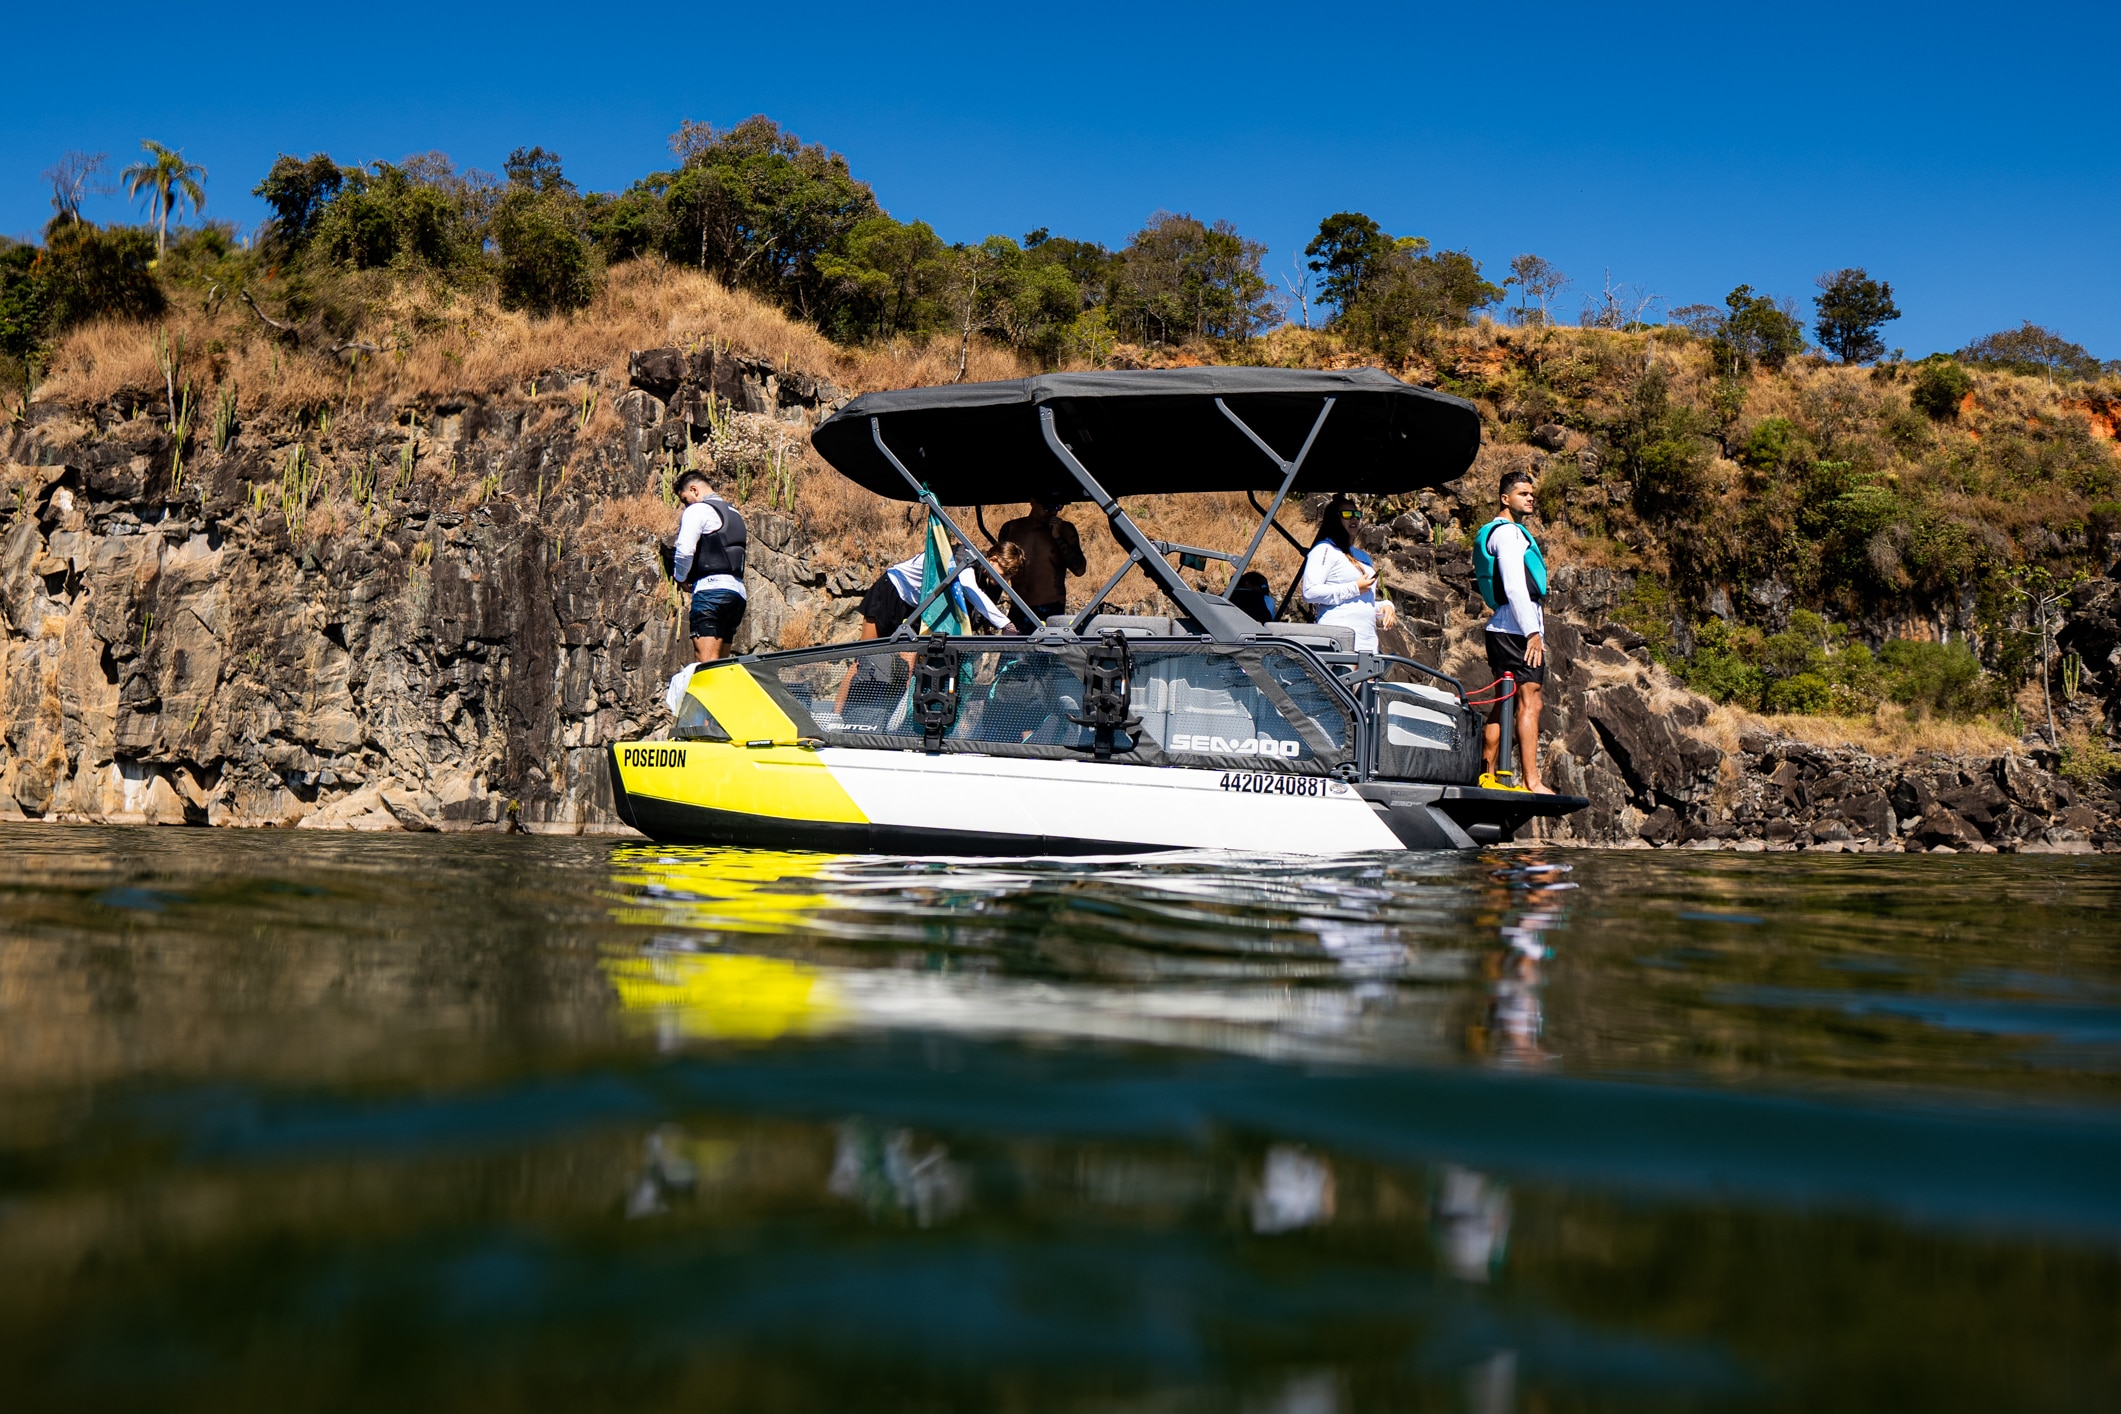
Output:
[1337, 239, 1503, 359]
[1712, 285, 1805, 373]
[1304, 212, 1393, 315]
[0, 239, 45, 363]
[503, 145, 573, 195]
[1957, 322, 2102, 388]
[253, 153, 350, 250]
[491, 147, 598, 315]
[1812, 267, 1901, 364]
[583, 188, 666, 263]
[661, 116, 879, 315]
[816, 214, 951, 341]
[33, 220, 166, 330]
[310, 162, 471, 272]
[1115, 212, 1274, 345]
[119, 140, 207, 256]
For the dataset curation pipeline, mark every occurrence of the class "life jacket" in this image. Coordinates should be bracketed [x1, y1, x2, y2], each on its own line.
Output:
[1473, 517, 1547, 611]
[684, 497, 747, 584]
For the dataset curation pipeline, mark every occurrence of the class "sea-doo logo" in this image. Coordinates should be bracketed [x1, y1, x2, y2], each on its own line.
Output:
[622, 746, 687, 769]
[1168, 733, 1302, 758]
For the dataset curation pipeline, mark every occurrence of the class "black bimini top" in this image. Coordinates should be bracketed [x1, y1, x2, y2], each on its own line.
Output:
[810, 367, 1480, 504]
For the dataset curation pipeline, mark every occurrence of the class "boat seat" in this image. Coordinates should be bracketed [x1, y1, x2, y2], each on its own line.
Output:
[1242, 621, 1356, 652]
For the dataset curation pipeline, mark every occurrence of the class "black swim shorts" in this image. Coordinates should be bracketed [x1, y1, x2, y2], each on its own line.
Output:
[860, 573, 912, 637]
[1484, 629, 1546, 687]
[689, 587, 747, 642]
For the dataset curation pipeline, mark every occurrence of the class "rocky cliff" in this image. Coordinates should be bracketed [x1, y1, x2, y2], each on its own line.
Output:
[3, 346, 2117, 852]
[0, 346, 865, 833]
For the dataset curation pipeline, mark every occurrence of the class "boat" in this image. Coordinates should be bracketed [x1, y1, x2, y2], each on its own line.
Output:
[607, 367, 1588, 854]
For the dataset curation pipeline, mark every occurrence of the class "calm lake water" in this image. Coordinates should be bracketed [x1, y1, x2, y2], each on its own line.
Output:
[1, 823, 2117, 1412]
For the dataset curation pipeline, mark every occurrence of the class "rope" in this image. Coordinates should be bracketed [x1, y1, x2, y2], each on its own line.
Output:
[1463, 677, 1519, 709]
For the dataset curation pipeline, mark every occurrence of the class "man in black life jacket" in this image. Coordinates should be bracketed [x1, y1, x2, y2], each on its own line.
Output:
[671, 471, 747, 663]
[1477, 469, 1552, 794]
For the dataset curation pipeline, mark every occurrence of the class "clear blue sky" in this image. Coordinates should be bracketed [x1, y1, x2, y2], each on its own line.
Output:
[7, 1, 2116, 359]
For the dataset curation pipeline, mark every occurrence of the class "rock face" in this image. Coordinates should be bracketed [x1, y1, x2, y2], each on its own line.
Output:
[0, 350, 860, 834]
[1362, 522, 2120, 854]
[3, 350, 2117, 848]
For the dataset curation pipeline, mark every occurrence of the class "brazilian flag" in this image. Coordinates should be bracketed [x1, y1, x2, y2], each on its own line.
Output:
[915, 510, 970, 636]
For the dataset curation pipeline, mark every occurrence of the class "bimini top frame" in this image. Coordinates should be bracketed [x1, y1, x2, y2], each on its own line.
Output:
[811, 367, 1483, 644]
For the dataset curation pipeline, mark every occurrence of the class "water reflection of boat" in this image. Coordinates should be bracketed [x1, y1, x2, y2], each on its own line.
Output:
[598, 848, 1470, 1061]
[609, 370, 1586, 855]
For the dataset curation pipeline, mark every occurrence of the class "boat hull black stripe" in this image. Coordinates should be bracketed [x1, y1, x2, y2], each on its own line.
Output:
[618, 789, 1173, 856]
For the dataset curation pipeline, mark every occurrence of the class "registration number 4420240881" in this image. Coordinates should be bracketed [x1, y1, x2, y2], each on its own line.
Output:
[1219, 772, 1325, 797]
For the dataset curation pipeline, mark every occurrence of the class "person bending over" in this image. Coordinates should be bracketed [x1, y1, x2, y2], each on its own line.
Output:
[836, 543, 1024, 717]
[671, 471, 747, 663]
[1475, 470, 1552, 793]
[995, 496, 1085, 629]
[854, 541, 1023, 640]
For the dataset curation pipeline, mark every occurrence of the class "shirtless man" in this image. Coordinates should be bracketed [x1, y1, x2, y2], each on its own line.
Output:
[994, 496, 1086, 629]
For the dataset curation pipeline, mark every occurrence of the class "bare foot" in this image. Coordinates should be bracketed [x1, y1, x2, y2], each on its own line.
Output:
[1527, 781, 1556, 795]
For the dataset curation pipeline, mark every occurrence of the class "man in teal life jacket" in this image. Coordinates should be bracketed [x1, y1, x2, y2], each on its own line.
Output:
[1472, 469, 1552, 793]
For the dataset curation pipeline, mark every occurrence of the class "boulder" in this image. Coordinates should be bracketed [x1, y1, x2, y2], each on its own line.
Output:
[1937, 776, 2007, 831]
[1839, 791, 1892, 839]
[1911, 807, 1983, 850]
[1995, 755, 2057, 815]
[615, 389, 665, 429]
[381, 785, 442, 832]
[1528, 423, 1569, 452]
[1889, 774, 1937, 822]
[628, 348, 685, 400]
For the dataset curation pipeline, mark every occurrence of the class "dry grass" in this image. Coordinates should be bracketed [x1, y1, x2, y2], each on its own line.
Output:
[1709, 699, 2021, 760]
[34, 259, 1039, 421]
[576, 490, 678, 565]
[840, 334, 1029, 392]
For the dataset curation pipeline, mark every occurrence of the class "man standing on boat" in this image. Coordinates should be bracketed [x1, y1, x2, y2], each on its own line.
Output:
[1474, 470, 1552, 794]
[995, 496, 1086, 629]
[672, 471, 747, 663]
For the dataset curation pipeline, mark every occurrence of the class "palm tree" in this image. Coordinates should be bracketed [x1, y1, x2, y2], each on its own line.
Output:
[121, 140, 207, 256]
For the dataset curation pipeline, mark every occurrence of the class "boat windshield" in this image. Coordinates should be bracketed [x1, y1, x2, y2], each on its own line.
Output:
[763, 642, 1352, 775]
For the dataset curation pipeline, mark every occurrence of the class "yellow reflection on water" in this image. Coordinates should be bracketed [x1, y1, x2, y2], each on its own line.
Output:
[606, 846, 843, 934]
[603, 848, 847, 1040]
[604, 952, 846, 1041]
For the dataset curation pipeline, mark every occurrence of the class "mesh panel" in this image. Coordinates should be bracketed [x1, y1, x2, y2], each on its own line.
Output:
[765, 643, 1349, 767]
[1129, 649, 1346, 764]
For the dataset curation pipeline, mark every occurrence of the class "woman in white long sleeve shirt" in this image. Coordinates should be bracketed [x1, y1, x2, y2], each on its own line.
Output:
[1300, 499, 1380, 651]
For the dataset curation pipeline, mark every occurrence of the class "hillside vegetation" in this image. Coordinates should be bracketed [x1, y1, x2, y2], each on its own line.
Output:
[5, 120, 2118, 762]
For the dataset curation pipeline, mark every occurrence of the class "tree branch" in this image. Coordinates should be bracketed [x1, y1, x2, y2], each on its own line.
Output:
[240, 288, 299, 340]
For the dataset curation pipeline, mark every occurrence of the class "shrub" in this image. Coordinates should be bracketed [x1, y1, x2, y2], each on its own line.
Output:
[1684, 645, 1764, 705]
[1741, 416, 1801, 468]
[311, 163, 471, 272]
[494, 193, 599, 315]
[0, 239, 43, 360]
[1910, 359, 1972, 419]
[1535, 461, 1582, 522]
[2056, 729, 2121, 787]
[1877, 639, 1988, 717]
[1765, 671, 1833, 715]
[37, 220, 165, 331]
